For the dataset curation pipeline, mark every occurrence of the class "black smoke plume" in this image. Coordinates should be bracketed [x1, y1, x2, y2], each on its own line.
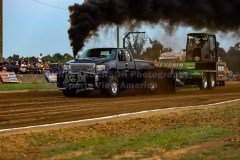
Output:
[68, 0, 240, 56]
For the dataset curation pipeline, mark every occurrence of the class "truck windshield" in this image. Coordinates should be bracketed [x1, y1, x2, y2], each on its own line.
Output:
[187, 35, 209, 49]
[78, 49, 117, 60]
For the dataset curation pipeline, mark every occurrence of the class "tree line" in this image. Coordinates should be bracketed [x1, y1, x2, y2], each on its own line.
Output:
[218, 43, 240, 72]
[7, 53, 74, 64]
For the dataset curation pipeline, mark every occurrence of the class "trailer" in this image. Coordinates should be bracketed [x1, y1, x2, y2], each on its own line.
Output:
[217, 61, 228, 86]
[154, 33, 226, 90]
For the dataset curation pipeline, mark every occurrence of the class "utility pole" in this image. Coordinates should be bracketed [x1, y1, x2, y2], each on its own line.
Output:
[0, 0, 2, 59]
[117, 26, 120, 48]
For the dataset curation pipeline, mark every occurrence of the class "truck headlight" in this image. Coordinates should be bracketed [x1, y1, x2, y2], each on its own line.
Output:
[63, 64, 70, 71]
[96, 65, 106, 72]
[194, 56, 200, 61]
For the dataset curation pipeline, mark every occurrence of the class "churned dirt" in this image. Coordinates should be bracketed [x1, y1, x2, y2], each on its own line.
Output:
[0, 100, 239, 159]
[0, 82, 240, 131]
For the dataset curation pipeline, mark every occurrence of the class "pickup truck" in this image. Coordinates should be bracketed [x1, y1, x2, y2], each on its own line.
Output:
[57, 48, 168, 97]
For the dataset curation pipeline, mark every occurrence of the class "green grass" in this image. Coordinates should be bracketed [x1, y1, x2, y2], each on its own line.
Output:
[44, 126, 228, 160]
[179, 140, 240, 160]
[0, 83, 57, 91]
[209, 105, 240, 119]
[28, 130, 63, 147]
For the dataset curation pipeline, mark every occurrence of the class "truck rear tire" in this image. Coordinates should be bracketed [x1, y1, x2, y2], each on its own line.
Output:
[208, 73, 216, 89]
[145, 78, 158, 94]
[157, 78, 176, 94]
[199, 73, 208, 89]
[218, 81, 225, 86]
[62, 88, 77, 97]
[103, 76, 119, 97]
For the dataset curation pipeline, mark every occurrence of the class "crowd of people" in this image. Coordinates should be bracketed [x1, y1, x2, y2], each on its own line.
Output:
[0, 54, 62, 74]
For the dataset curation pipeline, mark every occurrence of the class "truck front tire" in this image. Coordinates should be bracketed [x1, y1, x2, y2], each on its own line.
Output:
[208, 73, 216, 89]
[62, 88, 77, 97]
[144, 77, 158, 94]
[103, 76, 119, 97]
[200, 73, 208, 89]
[218, 81, 225, 86]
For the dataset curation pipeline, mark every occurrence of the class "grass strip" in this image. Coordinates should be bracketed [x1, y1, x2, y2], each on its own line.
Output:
[45, 125, 227, 160]
[0, 83, 57, 91]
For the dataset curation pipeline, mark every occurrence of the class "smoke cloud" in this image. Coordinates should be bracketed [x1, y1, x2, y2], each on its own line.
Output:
[68, 0, 240, 56]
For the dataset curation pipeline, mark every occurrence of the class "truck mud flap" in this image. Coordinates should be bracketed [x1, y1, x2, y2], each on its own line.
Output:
[156, 78, 176, 94]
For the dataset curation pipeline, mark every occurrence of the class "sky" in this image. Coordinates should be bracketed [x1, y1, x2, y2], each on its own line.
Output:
[3, 0, 240, 58]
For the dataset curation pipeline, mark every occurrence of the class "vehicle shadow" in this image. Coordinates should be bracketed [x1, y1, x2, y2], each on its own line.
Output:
[72, 89, 175, 99]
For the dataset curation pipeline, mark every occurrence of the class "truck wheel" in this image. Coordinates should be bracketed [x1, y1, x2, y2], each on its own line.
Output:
[104, 76, 119, 97]
[200, 73, 208, 89]
[62, 88, 77, 97]
[145, 78, 158, 94]
[218, 81, 225, 86]
[221, 81, 225, 86]
[158, 78, 176, 94]
[208, 73, 216, 89]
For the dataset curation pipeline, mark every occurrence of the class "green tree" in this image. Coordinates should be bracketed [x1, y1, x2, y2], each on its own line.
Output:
[226, 42, 240, 72]
[141, 39, 173, 60]
[63, 53, 74, 63]
[25, 56, 38, 63]
[7, 54, 20, 61]
[217, 42, 227, 62]
[7, 53, 74, 64]
[43, 54, 54, 63]
[42, 53, 73, 63]
[53, 53, 64, 63]
[126, 34, 147, 58]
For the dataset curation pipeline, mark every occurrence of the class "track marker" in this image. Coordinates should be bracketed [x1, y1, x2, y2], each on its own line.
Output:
[0, 99, 240, 134]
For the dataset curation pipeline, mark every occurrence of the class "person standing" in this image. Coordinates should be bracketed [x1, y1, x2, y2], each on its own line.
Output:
[38, 53, 43, 64]
[18, 57, 24, 66]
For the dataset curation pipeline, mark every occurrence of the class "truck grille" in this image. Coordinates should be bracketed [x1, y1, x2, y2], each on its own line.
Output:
[70, 63, 96, 73]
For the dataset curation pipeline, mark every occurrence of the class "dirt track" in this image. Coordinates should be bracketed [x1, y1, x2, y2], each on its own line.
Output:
[0, 82, 240, 130]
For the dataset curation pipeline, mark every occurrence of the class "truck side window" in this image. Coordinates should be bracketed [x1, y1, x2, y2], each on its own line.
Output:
[209, 36, 217, 61]
[109, 50, 117, 60]
[118, 50, 126, 61]
[124, 50, 132, 62]
[209, 36, 216, 51]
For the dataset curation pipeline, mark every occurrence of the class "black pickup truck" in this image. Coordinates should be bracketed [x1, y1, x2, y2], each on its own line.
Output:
[57, 48, 174, 97]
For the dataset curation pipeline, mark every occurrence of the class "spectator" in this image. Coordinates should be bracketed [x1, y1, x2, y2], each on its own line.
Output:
[18, 57, 24, 67]
[27, 62, 35, 74]
[30, 63, 35, 70]
[2, 66, 7, 72]
[2, 58, 7, 66]
[20, 61, 28, 73]
[36, 62, 43, 74]
[38, 53, 43, 64]
[43, 62, 51, 71]
[10, 59, 16, 66]
[57, 61, 63, 71]
[0, 58, 7, 72]
[0, 58, 4, 71]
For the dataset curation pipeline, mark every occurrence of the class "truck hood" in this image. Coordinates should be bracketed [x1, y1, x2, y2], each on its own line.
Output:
[135, 59, 154, 64]
[68, 58, 111, 65]
[66, 58, 112, 73]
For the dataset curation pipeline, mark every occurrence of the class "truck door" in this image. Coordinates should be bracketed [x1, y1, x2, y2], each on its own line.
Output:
[209, 35, 217, 62]
[124, 50, 135, 71]
[117, 50, 136, 83]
